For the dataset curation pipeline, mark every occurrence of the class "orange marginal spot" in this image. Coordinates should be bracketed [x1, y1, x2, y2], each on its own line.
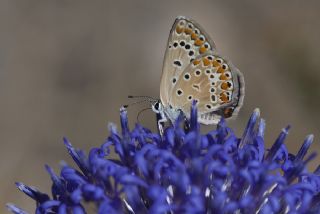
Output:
[221, 82, 229, 90]
[184, 28, 192, 34]
[194, 39, 204, 46]
[223, 107, 233, 118]
[212, 60, 220, 67]
[219, 74, 228, 80]
[176, 26, 183, 34]
[217, 66, 225, 73]
[203, 58, 211, 66]
[199, 46, 207, 54]
[191, 32, 198, 40]
[193, 60, 201, 66]
[220, 93, 229, 103]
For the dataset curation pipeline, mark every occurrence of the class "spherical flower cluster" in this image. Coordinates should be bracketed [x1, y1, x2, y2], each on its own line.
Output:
[7, 103, 320, 213]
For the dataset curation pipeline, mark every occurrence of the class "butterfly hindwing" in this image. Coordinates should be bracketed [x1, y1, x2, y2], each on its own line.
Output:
[160, 16, 216, 106]
[168, 52, 244, 124]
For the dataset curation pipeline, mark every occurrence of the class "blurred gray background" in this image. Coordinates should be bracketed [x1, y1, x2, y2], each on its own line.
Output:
[1, 0, 320, 212]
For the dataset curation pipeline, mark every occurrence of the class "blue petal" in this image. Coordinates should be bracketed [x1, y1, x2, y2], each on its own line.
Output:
[265, 125, 290, 161]
[15, 182, 50, 203]
[295, 135, 314, 162]
[6, 203, 29, 214]
[63, 137, 90, 176]
[239, 108, 260, 148]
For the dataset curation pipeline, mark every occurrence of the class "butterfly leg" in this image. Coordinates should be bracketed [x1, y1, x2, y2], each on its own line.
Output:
[183, 117, 190, 132]
[156, 112, 167, 136]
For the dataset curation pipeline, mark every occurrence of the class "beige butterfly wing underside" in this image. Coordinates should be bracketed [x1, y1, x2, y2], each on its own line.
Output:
[160, 16, 216, 106]
[170, 52, 244, 124]
[160, 16, 244, 125]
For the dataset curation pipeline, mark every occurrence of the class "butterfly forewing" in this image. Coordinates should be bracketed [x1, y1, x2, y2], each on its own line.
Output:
[168, 52, 244, 124]
[160, 16, 216, 106]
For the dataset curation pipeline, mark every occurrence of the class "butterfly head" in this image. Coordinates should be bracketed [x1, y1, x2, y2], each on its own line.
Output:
[151, 100, 164, 114]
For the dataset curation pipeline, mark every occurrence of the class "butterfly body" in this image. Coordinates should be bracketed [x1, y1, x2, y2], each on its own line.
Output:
[154, 16, 244, 132]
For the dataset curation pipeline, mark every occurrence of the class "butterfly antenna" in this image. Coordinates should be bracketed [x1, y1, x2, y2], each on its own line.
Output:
[123, 99, 149, 109]
[136, 107, 152, 123]
[128, 95, 158, 102]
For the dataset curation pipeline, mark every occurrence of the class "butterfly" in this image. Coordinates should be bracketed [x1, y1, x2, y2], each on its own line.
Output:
[142, 16, 244, 134]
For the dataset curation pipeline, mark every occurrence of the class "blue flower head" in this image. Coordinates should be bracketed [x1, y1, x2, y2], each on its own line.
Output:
[7, 103, 320, 214]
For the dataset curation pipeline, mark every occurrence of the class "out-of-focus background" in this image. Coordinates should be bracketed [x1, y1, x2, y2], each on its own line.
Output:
[1, 0, 320, 212]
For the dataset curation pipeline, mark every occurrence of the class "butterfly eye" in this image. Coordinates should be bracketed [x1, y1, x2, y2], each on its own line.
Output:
[179, 41, 185, 46]
[188, 50, 194, 56]
[194, 28, 200, 34]
[205, 69, 211, 75]
[199, 35, 205, 41]
[185, 44, 191, 50]
[188, 95, 193, 101]
[154, 102, 160, 110]
[209, 74, 215, 79]
[210, 87, 215, 93]
[204, 43, 210, 49]
[173, 42, 178, 48]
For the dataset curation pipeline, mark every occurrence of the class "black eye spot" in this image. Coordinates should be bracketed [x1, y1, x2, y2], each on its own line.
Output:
[207, 56, 213, 60]
[180, 41, 185, 46]
[172, 78, 177, 84]
[188, 95, 192, 100]
[206, 69, 210, 74]
[204, 44, 209, 48]
[206, 104, 212, 109]
[189, 51, 194, 56]
[222, 64, 227, 69]
[169, 45, 172, 48]
[210, 74, 214, 79]
[217, 59, 222, 63]
[174, 60, 182, 67]
[210, 88, 215, 93]
[177, 89, 183, 96]
[173, 42, 178, 47]
[226, 73, 230, 77]
[211, 95, 216, 102]
[188, 24, 193, 28]
[190, 58, 194, 63]
[226, 92, 230, 95]
[211, 82, 215, 86]
[227, 82, 232, 87]
[184, 73, 190, 80]
[185, 44, 191, 49]
[195, 29, 199, 34]
[192, 84, 200, 90]
[195, 70, 201, 75]
[200, 36, 205, 41]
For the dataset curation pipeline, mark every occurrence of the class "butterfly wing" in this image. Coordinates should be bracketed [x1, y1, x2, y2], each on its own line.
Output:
[169, 52, 245, 125]
[160, 16, 216, 106]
